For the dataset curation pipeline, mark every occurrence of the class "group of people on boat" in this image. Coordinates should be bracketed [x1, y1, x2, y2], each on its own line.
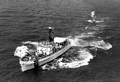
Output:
[14, 26, 69, 69]
[20, 37, 68, 63]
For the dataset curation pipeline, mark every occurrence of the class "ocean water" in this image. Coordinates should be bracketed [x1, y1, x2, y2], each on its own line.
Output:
[0, 0, 120, 82]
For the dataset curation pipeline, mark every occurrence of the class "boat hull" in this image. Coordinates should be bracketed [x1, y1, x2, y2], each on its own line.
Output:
[38, 44, 71, 66]
[20, 61, 34, 72]
[20, 44, 71, 72]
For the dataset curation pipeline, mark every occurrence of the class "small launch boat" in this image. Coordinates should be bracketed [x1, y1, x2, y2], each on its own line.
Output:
[87, 11, 103, 23]
[14, 27, 71, 72]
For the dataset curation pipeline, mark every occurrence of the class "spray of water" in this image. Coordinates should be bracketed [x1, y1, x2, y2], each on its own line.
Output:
[42, 33, 112, 70]
[14, 11, 112, 71]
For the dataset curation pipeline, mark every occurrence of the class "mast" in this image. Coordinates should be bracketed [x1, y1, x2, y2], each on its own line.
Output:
[48, 27, 54, 42]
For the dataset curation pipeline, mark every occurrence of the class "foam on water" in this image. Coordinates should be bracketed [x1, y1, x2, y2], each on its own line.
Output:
[41, 34, 112, 70]
[42, 49, 93, 70]
[14, 31, 112, 70]
[14, 10, 113, 71]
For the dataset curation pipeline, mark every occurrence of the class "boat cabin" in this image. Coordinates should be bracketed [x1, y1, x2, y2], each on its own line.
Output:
[54, 37, 67, 46]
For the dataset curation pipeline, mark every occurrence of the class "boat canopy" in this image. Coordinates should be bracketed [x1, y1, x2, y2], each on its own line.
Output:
[54, 37, 67, 43]
[14, 46, 28, 58]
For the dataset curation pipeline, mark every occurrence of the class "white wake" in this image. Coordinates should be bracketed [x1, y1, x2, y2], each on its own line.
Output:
[42, 33, 112, 70]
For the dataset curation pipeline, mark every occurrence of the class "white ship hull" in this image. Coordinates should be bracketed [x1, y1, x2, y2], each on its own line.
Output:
[20, 44, 71, 72]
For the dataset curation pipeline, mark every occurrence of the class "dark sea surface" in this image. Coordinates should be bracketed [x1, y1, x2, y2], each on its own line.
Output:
[0, 0, 120, 82]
